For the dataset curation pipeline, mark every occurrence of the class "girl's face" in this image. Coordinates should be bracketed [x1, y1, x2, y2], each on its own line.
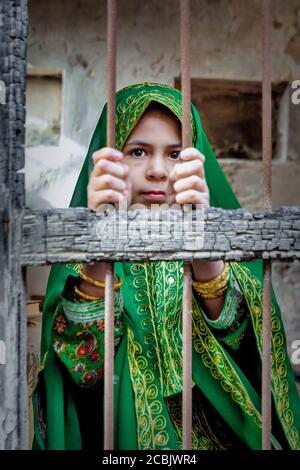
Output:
[122, 107, 182, 208]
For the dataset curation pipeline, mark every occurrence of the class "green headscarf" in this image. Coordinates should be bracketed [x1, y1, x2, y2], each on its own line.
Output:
[33, 82, 300, 450]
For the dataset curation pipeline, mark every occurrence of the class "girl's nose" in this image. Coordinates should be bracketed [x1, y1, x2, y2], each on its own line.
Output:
[145, 154, 168, 180]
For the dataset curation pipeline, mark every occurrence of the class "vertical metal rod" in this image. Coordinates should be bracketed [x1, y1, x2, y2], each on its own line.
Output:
[104, 0, 117, 451]
[107, 0, 116, 149]
[182, 262, 193, 450]
[262, 0, 272, 212]
[181, 0, 192, 150]
[180, 0, 193, 450]
[262, 0, 272, 451]
[104, 262, 115, 450]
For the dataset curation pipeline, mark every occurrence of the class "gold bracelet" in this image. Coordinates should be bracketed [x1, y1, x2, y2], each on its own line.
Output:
[195, 284, 228, 299]
[193, 263, 229, 291]
[79, 267, 122, 290]
[192, 263, 229, 299]
[74, 285, 101, 301]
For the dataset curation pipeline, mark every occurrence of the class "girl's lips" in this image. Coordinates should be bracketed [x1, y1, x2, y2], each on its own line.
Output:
[142, 192, 166, 201]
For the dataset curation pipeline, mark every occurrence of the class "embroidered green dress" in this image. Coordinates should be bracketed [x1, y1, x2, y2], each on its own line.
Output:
[32, 83, 300, 450]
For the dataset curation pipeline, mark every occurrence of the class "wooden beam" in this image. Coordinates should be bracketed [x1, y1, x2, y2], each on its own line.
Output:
[21, 206, 300, 265]
[0, 0, 28, 450]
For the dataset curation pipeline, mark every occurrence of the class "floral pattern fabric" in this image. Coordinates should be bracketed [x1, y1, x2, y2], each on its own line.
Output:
[52, 275, 124, 387]
[51, 268, 247, 389]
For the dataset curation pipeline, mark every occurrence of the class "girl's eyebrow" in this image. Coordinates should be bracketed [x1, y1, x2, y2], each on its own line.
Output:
[125, 139, 182, 148]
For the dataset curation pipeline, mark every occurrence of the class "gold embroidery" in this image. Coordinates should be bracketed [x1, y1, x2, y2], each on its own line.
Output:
[125, 260, 186, 450]
[125, 258, 299, 449]
[192, 295, 263, 428]
[127, 328, 169, 450]
[230, 262, 300, 450]
[115, 86, 197, 151]
[127, 261, 184, 397]
[166, 390, 230, 450]
[66, 263, 83, 274]
[126, 259, 272, 449]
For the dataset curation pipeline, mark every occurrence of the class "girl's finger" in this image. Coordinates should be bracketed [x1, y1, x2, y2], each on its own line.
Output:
[88, 189, 124, 211]
[175, 189, 209, 206]
[93, 159, 129, 179]
[173, 175, 206, 194]
[89, 174, 127, 193]
[180, 148, 205, 163]
[172, 159, 204, 180]
[92, 147, 123, 165]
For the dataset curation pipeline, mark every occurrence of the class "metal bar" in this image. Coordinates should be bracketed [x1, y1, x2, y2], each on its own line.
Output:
[181, 0, 192, 150]
[182, 262, 193, 450]
[262, 0, 272, 212]
[262, 0, 272, 451]
[104, 0, 117, 451]
[180, 0, 193, 451]
[107, 0, 116, 149]
[104, 262, 115, 450]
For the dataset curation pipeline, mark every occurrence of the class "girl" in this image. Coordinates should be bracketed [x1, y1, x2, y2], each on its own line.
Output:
[32, 82, 300, 450]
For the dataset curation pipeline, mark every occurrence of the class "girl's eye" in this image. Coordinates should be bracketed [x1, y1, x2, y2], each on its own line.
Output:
[169, 151, 180, 160]
[131, 148, 146, 158]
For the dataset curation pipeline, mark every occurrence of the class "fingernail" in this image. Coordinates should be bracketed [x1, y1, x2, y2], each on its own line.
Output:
[98, 160, 107, 169]
[180, 149, 189, 158]
[113, 150, 122, 157]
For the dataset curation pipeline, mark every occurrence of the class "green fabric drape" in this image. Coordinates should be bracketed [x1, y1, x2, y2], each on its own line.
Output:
[32, 82, 300, 450]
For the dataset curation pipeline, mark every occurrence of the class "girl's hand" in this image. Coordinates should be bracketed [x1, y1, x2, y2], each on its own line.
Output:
[88, 147, 132, 210]
[169, 148, 210, 207]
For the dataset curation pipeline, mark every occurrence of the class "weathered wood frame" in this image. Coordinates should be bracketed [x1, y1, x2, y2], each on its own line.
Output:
[0, 0, 28, 450]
